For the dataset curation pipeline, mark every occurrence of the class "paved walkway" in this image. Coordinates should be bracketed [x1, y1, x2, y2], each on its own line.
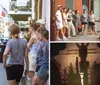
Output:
[55, 32, 100, 42]
[0, 63, 32, 85]
[0, 63, 8, 85]
[68, 33, 100, 41]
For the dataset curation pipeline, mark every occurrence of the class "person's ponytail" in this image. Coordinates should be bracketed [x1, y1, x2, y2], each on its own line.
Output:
[14, 34, 19, 39]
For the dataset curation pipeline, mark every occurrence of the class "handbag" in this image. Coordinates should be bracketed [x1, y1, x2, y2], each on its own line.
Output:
[20, 76, 27, 85]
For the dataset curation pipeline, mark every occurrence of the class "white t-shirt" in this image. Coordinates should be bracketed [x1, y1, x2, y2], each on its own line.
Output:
[56, 10, 63, 22]
[88, 14, 95, 22]
[56, 10, 63, 29]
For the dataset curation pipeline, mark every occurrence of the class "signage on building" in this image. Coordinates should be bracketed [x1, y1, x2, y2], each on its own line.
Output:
[18, 21, 29, 28]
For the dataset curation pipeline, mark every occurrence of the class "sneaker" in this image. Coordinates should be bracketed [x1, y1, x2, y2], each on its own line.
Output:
[83, 32, 86, 35]
[63, 36, 68, 40]
[68, 36, 71, 39]
[56, 36, 61, 41]
[95, 32, 98, 35]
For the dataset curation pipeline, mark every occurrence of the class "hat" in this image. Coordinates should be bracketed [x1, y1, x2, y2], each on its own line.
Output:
[57, 5, 62, 8]
[36, 19, 45, 25]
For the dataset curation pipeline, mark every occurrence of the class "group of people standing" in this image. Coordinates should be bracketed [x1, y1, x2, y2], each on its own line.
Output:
[3, 20, 49, 85]
[55, 5, 99, 41]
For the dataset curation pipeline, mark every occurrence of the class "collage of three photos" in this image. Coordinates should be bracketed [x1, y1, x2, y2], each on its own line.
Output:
[0, 0, 100, 85]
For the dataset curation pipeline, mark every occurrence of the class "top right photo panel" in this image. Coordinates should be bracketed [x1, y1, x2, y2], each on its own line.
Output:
[51, 0, 100, 41]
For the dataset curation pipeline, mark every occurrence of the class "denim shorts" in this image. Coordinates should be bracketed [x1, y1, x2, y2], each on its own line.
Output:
[37, 66, 48, 80]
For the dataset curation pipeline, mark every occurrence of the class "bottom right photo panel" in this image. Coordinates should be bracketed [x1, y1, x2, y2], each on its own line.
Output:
[51, 43, 100, 85]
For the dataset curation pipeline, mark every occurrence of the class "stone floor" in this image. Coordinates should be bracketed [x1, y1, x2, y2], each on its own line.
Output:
[55, 32, 100, 42]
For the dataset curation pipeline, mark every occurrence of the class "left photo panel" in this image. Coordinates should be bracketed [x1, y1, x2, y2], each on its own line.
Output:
[0, 0, 50, 85]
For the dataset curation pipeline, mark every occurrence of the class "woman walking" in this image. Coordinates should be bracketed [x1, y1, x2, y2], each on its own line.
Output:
[33, 26, 49, 85]
[55, 5, 64, 40]
[62, 7, 70, 39]
[27, 22, 41, 80]
[81, 9, 88, 34]
[66, 8, 76, 37]
[88, 11, 97, 35]
[3, 24, 28, 85]
[73, 10, 81, 35]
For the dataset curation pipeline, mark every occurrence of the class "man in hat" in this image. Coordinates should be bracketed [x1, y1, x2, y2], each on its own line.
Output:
[55, 5, 67, 40]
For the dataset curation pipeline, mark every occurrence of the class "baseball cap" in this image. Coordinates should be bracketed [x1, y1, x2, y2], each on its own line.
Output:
[36, 19, 45, 25]
[57, 5, 62, 8]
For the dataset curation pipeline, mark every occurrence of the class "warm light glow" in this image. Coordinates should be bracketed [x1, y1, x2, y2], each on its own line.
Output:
[80, 72, 84, 85]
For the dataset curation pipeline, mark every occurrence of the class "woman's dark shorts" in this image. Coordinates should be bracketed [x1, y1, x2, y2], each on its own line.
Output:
[82, 22, 87, 25]
[89, 22, 95, 26]
[6, 65, 24, 82]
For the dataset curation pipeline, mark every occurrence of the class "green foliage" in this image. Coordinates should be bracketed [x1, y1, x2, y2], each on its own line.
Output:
[24, 34, 30, 42]
[67, 63, 81, 85]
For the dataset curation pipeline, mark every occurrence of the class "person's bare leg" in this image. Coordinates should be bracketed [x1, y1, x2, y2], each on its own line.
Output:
[61, 27, 64, 37]
[61, 27, 68, 40]
[57, 29, 59, 37]
[32, 73, 38, 85]
[75, 26, 78, 35]
[89, 26, 92, 34]
[67, 27, 71, 38]
[63, 27, 66, 37]
[56, 29, 61, 40]
[16, 82, 19, 85]
[82, 25, 84, 33]
[38, 77, 46, 85]
[94, 25, 97, 34]
[8, 80, 17, 85]
[28, 71, 35, 80]
[84, 25, 86, 34]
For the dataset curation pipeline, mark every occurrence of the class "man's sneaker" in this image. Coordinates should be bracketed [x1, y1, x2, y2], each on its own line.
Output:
[63, 36, 68, 40]
[68, 36, 71, 39]
[56, 36, 61, 41]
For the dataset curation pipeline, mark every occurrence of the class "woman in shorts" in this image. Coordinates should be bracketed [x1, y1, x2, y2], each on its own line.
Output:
[3, 24, 28, 85]
[27, 22, 41, 80]
[88, 11, 97, 35]
[62, 7, 70, 39]
[35, 26, 49, 85]
[81, 9, 88, 34]
[73, 10, 81, 35]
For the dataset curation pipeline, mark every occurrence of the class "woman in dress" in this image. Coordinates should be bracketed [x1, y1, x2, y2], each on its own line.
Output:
[62, 7, 70, 39]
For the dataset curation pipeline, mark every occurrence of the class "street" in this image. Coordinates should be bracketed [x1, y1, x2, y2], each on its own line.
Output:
[0, 63, 8, 85]
[0, 63, 32, 85]
[56, 32, 100, 42]
[67, 33, 100, 41]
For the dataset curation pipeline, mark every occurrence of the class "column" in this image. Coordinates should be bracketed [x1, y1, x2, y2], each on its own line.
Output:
[75, 0, 82, 15]
[99, 0, 100, 17]
[88, 0, 91, 14]
[32, 0, 35, 20]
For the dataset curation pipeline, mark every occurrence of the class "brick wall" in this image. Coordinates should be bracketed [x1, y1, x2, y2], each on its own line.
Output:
[75, 0, 82, 15]
[54, 0, 66, 13]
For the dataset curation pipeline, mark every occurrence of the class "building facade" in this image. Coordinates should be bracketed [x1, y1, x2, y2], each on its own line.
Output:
[8, 0, 50, 30]
[94, 0, 100, 31]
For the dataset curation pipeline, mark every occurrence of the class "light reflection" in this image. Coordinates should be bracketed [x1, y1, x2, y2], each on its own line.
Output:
[80, 72, 84, 85]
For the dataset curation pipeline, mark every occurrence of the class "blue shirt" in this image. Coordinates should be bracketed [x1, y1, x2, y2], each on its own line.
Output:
[37, 41, 49, 67]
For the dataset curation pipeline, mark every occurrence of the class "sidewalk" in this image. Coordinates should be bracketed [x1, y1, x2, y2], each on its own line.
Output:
[0, 63, 32, 85]
[56, 32, 100, 41]
[0, 63, 8, 85]
[0, 63, 49, 85]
